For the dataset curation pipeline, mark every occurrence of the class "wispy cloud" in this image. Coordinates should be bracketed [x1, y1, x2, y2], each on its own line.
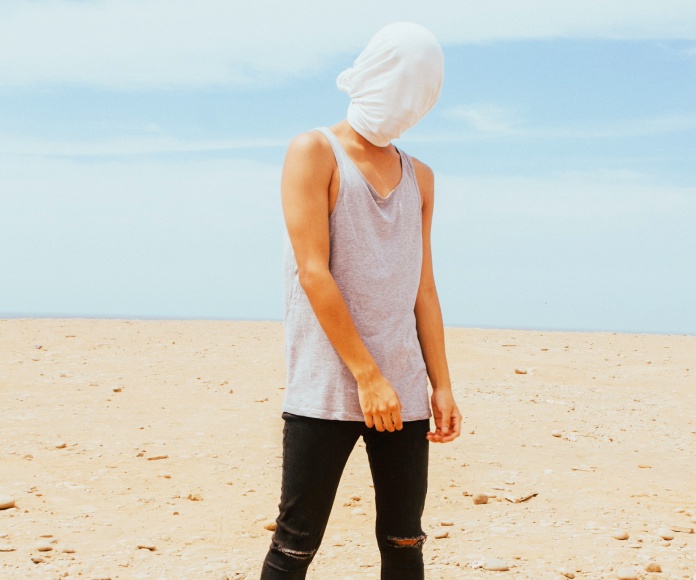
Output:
[1, 0, 695, 89]
[0, 134, 288, 157]
[421, 111, 696, 143]
[436, 169, 696, 222]
[443, 104, 520, 135]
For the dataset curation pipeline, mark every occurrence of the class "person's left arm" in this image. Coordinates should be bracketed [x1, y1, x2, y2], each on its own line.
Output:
[412, 158, 462, 443]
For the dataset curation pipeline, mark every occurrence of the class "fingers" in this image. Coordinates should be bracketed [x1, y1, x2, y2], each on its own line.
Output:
[393, 410, 403, 431]
[364, 409, 403, 432]
[450, 410, 462, 438]
[426, 408, 462, 443]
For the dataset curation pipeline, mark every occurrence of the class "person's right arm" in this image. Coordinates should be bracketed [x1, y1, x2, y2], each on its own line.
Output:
[281, 132, 402, 432]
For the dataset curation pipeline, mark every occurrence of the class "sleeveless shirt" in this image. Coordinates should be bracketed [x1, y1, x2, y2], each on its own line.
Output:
[282, 127, 430, 421]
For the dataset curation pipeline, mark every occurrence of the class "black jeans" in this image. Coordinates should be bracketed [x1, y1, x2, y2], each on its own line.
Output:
[260, 412, 430, 579]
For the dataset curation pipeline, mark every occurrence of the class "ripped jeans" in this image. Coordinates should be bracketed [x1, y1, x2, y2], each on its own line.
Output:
[260, 412, 430, 579]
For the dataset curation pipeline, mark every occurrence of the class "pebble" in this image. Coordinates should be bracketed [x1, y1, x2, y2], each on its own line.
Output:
[483, 558, 509, 571]
[514, 368, 527, 375]
[434, 531, 449, 539]
[55, 441, 67, 449]
[616, 567, 637, 580]
[137, 543, 156, 551]
[612, 529, 629, 540]
[0, 496, 16, 510]
[62, 547, 75, 554]
[440, 521, 454, 526]
[645, 562, 662, 573]
[263, 522, 277, 531]
[473, 493, 489, 505]
[551, 430, 562, 438]
[0, 544, 16, 552]
[656, 526, 674, 540]
[36, 542, 53, 552]
[558, 568, 575, 579]
[187, 493, 203, 501]
[31, 556, 44, 564]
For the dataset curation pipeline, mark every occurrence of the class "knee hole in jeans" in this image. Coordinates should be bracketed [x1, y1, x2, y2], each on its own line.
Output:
[270, 539, 316, 560]
[386, 534, 427, 549]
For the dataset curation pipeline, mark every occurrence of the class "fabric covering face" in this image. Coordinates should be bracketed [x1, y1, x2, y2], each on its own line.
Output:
[337, 22, 444, 147]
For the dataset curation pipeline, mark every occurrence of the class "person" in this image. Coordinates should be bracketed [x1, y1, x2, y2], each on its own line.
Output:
[261, 22, 462, 579]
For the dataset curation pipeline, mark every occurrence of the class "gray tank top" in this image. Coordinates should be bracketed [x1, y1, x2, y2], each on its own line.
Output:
[282, 127, 430, 421]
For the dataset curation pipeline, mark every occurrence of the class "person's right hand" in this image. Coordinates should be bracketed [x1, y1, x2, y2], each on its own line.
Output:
[357, 371, 403, 432]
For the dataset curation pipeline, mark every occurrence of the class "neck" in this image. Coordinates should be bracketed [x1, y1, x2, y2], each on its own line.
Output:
[334, 119, 393, 152]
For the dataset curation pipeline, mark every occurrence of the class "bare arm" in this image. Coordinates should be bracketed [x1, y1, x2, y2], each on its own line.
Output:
[281, 132, 402, 431]
[412, 159, 462, 443]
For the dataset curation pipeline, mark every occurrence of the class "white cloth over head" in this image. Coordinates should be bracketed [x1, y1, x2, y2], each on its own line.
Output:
[337, 22, 444, 147]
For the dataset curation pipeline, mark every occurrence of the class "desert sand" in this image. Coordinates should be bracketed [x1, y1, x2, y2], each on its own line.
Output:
[1, 319, 695, 579]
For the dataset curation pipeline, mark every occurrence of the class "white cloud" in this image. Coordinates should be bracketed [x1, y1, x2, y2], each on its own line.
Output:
[0, 133, 288, 157]
[1, 0, 695, 88]
[423, 111, 696, 142]
[443, 104, 519, 135]
[0, 154, 285, 318]
[435, 169, 696, 222]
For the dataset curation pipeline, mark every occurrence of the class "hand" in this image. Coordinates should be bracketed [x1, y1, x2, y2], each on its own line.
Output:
[427, 388, 461, 443]
[357, 371, 403, 432]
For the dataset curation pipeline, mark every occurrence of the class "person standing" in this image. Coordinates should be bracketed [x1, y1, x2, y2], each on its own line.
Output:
[261, 22, 462, 579]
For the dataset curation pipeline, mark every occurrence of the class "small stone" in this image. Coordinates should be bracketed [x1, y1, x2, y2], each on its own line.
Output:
[187, 493, 203, 501]
[551, 430, 562, 438]
[616, 567, 637, 580]
[55, 441, 67, 449]
[112, 387, 122, 393]
[350, 495, 361, 501]
[0, 496, 16, 510]
[483, 558, 509, 571]
[514, 368, 527, 375]
[645, 562, 662, 573]
[62, 547, 75, 554]
[137, 543, 156, 551]
[0, 544, 16, 552]
[558, 568, 575, 579]
[31, 556, 45, 564]
[473, 493, 489, 505]
[613, 529, 629, 540]
[263, 522, 277, 531]
[36, 542, 53, 552]
[434, 531, 449, 539]
[440, 521, 454, 526]
[656, 526, 674, 540]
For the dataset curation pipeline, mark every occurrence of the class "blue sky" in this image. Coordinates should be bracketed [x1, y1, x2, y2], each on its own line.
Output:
[1, 0, 695, 334]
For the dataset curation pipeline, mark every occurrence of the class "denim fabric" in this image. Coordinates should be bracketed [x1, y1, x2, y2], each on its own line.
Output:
[260, 413, 430, 579]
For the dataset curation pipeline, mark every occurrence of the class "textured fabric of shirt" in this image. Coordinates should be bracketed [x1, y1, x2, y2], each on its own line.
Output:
[282, 127, 430, 421]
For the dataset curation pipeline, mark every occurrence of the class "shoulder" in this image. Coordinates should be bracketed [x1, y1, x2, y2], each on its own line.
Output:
[286, 130, 335, 169]
[409, 155, 435, 205]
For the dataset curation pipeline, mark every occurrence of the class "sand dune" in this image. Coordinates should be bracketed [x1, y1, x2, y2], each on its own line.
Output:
[1, 319, 695, 579]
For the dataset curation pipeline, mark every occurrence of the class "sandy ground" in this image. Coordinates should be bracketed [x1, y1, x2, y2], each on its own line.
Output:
[1, 319, 695, 580]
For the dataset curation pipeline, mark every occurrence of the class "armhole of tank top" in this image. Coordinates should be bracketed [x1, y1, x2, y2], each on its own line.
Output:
[313, 128, 344, 220]
[400, 150, 423, 209]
